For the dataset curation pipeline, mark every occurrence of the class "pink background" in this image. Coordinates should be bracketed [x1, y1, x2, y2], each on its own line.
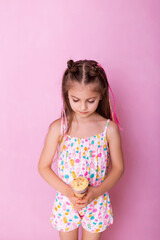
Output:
[0, 0, 159, 239]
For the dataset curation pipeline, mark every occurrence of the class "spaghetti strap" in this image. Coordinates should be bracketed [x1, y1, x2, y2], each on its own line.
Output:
[104, 119, 110, 136]
[60, 117, 64, 136]
[60, 109, 67, 136]
[60, 116, 66, 136]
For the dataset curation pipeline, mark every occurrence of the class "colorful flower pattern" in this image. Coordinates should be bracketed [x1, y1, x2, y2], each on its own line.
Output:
[50, 119, 113, 233]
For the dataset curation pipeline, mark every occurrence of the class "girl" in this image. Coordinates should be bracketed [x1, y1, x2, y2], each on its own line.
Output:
[38, 59, 124, 240]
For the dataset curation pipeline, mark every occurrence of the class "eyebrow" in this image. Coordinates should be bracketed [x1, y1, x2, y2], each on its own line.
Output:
[70, 95, 97, 100]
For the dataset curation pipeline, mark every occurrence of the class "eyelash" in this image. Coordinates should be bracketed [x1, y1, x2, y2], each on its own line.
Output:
[73, 100, 95, 103]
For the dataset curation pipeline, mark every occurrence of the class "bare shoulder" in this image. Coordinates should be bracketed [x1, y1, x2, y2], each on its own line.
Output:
[106, 120, 121, 143]
[49, 118, 61, 132]
[106, 120, 124, 172]
[48, 118, 61, 141]
[38, 118, 62, 169]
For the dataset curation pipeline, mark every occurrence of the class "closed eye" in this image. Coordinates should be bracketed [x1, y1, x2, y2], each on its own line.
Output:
[72, 99, 95, 103]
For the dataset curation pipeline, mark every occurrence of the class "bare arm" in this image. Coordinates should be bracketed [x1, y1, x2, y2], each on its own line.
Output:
[95, 120, 125, 196]
[38, 119, 71, 196]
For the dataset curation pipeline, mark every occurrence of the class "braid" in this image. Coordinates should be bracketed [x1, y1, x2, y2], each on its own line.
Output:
[89, 62, 99, 77]
[67, 59, 78, 73]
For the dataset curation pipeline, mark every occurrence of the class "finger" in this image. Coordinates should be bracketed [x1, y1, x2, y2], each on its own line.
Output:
[72, 197, 79, 203]
[76, 204, 86, 210]
[76, 198, 88, 204]
[74, 205, 81, 211]
[74, 206, 83, 211]
[73, 197, 77, 201]
[76, 201, 86, 206]
[76, 201, 87, 207]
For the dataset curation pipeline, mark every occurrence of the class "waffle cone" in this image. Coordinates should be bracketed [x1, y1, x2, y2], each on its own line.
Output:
[71, 176, 89, 198]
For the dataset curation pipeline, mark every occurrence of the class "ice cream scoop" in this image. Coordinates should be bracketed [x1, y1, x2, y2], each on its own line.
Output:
[71, 176, 89, 198]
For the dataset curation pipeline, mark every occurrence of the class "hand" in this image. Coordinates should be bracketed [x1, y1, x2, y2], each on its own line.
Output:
[74, 186, 98, 211]
[65, 186, 80, 210]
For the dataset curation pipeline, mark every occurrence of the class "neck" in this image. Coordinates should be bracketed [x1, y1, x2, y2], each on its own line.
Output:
[72, 112, 98, 123]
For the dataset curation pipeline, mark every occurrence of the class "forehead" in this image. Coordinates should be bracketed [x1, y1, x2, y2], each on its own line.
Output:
[68, 82, 100, 98]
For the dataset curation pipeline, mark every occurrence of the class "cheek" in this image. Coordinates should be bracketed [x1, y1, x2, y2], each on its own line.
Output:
[91, 101, 100, 109]
[69, 101, 77, 110]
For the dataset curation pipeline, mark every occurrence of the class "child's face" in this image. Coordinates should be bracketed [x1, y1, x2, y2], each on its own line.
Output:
[68, 82, 101, 118]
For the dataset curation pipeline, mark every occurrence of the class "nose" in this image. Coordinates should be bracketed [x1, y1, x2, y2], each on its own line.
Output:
[80, 101, 87, 111]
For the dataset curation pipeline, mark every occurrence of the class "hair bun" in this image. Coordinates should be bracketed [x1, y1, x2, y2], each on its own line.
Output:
[89, 62, 98, 77]
[67, 59, 78, 73]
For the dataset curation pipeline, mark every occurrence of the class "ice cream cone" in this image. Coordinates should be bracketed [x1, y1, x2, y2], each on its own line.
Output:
[71, 176, 89, 198]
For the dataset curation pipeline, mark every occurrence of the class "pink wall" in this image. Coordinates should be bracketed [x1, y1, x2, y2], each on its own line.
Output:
[0, 0, 159, 239]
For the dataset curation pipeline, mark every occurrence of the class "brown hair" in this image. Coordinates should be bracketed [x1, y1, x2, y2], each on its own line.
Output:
[59, 59, 112, 143]
[50, 59, 113, 164]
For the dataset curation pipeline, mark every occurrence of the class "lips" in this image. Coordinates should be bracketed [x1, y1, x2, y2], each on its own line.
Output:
[79, 111, 88, 114]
